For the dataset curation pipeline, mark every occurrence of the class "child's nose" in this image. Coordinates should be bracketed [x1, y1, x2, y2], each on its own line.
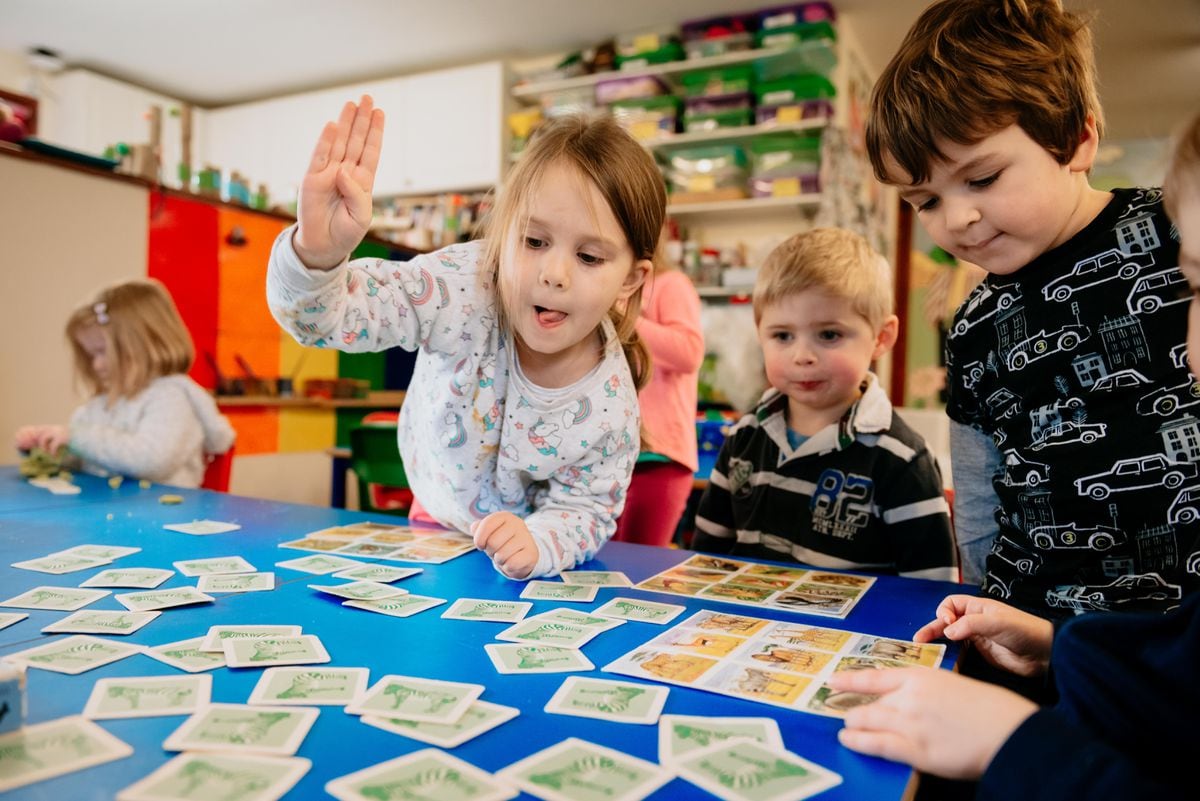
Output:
[539, 256, 570, 290]
[945, 196, 981, 232]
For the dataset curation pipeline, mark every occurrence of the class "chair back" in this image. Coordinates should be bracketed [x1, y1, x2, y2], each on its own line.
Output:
[201, 446, 235, 492]
[349, 425, 410, 514]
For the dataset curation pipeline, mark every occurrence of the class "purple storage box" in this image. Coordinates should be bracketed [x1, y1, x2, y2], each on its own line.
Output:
[680, 12, 757, 41]
[755, 99, 834, 125]
[595, 74, 669, 105]
[684, 93, 753, 115]
[755, 2, 836, 30]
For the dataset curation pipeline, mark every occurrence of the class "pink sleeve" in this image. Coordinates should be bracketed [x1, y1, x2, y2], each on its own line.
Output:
[636, 270, 704, 374]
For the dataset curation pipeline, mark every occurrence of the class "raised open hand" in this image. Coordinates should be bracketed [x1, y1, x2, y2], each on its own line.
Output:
[293, 95, 385, 270]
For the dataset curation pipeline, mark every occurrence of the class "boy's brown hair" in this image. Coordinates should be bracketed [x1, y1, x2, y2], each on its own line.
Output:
[753, 228, 893, 329]
[1164, 112, 1200, 222]
[867, 0, 1103, 184]
[66, 279, 195, 401]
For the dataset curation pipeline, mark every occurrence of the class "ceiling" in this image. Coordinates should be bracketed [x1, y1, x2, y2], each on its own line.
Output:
[0, 0, 1196, 140]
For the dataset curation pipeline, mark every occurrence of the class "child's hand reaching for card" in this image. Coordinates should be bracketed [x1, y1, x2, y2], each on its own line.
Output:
[471, 512, 539, 580]
[15, 424, 69, 453]
[914, 594, 1053, 678]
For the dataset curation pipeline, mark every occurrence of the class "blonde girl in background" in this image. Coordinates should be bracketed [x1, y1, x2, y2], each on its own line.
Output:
[267, 97, 663, 579]
[613, 238, 704, 547]
[15, 279, 235, 488]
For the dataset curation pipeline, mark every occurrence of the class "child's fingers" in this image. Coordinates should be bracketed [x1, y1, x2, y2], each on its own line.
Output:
[837, 727, 916, 765]
[328, 100, 357, 165]
[471, 514, 509, 551]
[913, 618, 947, 643]
[307, 121, 337, 174]
[343, 95, 374, 167]
[828, 666, 911, 695]
[357, 109, 386, 178]
[334, 168, 372, 224]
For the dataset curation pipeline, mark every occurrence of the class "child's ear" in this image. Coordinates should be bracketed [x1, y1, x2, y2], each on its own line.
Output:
[873, 315, 900, 359]
[1068, 114, 1101, 173]
[618, 258, 652, 301]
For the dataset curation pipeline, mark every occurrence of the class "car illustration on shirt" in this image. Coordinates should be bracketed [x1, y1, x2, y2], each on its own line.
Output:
[1135, 377, 1200, 416]
[1027, 523, 1127, 551]
[1041, 248, 1148, 302]
[991, 535, 1044, 574]
[1045, 573, 1181, 612]
[950, 285, 1022, 338]
[1168, 485, 1200, 525]
[1006, 325, 1090, 371]
[1029, 420, 1107, 451]
[1089, 369, 1150, 392]
[1074, 454, 1197, 499]
[1001, 450, 1050, 487]
[1126, 268, 1189, 315]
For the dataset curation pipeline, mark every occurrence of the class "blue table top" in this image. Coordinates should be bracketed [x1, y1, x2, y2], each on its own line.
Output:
[0, 468, 963, 800]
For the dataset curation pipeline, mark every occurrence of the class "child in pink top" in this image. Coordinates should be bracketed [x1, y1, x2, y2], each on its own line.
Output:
[613, 262, 705, 546]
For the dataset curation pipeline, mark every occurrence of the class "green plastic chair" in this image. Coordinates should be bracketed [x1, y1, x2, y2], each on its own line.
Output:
[349, 425, 412, 516]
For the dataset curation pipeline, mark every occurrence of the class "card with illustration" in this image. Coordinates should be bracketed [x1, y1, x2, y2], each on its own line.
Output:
[56, 544, 141, 561]
[592, 597, 686, 625]
[115, 586, 215, 611]
[331, 564, 422, 583]
[198, 571, 276, 593]
[343, 594, 446, 618]
[518, 580, 598, 602]
[441, 598, 532, 623]
[200, 625, 303, 652]
[308, 580, 407, 601]
[80, 567, 174, 588]
[345, 674, 484, 723]
[84, 674, 212, 719]
[142, 637, 227, 672]
[275, 554, 365, 574]
[0, 715, 133, 793]
[6, 634, 141, 674]
[658, 715, 784, 766]
[544, 676, 668, 725]
[604, 610, 943, 717]
[116, 752, 311, 801]
[636, 556, 874, 618]
[0, 585, 110, 611]
[559, 570, 633, 587]
[530, 607, 625, 631]
[0, 612, 28, 630]
[162, 520, 242, 535]
[222, 635, 331, 669]
[495, 619, 600, 650]
[361, 699, 519, 749]
[331, 541, 401, 559]
[12, 552, 111, 574]
[485, 643, 595, 674]
[248, 666, 370, 706]
[845, 635, 945, 667]
[674, 738, 843, 801]
[327, 748, 516, 801]
[500, 737, 671, 801]
[164, 703, 319, 756]
[42, 609, 160, 636]
[277, 537, 348, 553]
[173, 555, 257, 576]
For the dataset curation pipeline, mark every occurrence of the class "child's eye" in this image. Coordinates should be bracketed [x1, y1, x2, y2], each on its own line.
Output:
[818, 330, 842, 342]
[772, 331, 793, 343]
[915, 197, 939, 212]
[969, 172, 1000, 189]
[525, 237, 547, 249]
[577, 252, 605, 266]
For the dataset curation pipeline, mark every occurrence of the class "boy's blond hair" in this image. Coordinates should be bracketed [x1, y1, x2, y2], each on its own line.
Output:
[867, 0, 1103, 184]
[66, 279, 194, 400]
[753, 228, 893, 328]
[1164, 112, 1200, 222]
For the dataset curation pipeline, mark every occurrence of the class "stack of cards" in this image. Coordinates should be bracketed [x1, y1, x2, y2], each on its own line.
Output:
[194, 625, 331, 669]
[492, 607, 624, 651]
[636, 555, 876, 619]
[327, 749, 515, 801]
[604, 609, 944, 717]
[10, 544, 140, 576]
[278, 522, 476, 564]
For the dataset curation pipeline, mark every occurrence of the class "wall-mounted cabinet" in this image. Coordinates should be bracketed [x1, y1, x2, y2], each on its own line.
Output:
[202, 61, 507, 206]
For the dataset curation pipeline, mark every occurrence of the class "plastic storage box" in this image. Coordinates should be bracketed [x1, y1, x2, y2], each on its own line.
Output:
[664, 144, 749, 198]
[754, 74, 835, 125]
[679, 65, 755, 99]
[610, 95, 682, 141]
[749, 133, 821, 197]
[756, 20, 837, 49]
[683, 94, 754, 132]
[755, 2, 836, 31]
[595, 74, 669, 105]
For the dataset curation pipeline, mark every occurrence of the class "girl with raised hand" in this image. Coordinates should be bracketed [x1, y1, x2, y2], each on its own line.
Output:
[15, 279, 235, 488]
[267, 96, 664, 579]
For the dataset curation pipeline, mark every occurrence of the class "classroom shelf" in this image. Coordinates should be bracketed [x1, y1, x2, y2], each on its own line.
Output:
[666, 192, 821, 218]
[215, 391, 406, 409]
[645, 117, 828, 151]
